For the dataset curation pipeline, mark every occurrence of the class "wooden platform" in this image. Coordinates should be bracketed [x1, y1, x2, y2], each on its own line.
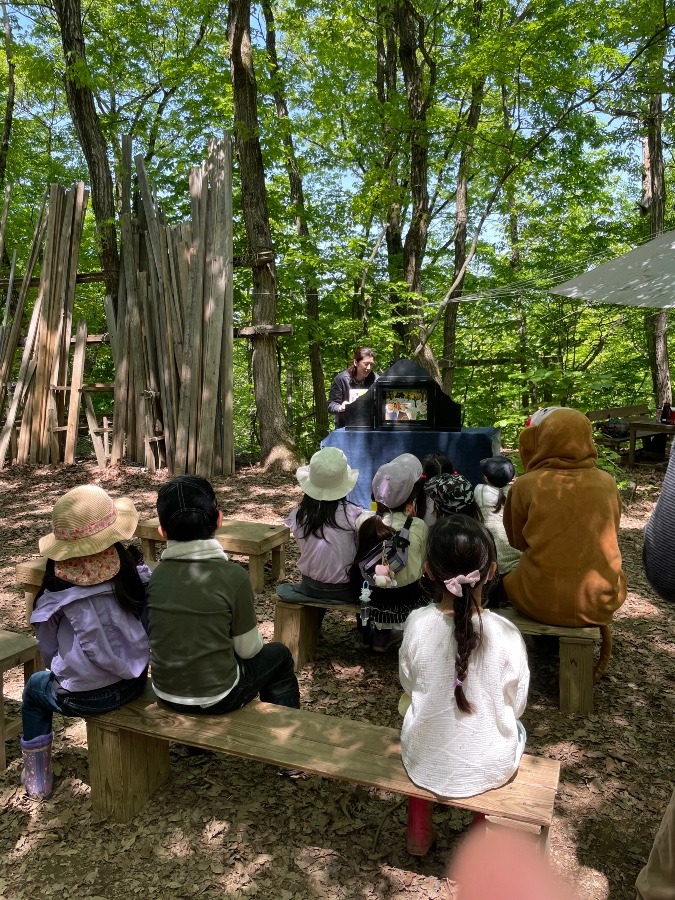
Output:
[85, 685, 560, 853]
[0, 630, 42, 770]
[494, 609, 601, 715]
[135, 518, 289, 594]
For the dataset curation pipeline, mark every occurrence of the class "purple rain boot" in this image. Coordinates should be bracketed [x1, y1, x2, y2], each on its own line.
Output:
[20, 732, 54, 799]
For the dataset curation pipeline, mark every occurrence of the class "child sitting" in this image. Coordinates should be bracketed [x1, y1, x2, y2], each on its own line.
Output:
[398, 515, 529, 853]
[424, 472, 483, 522]
[502, 407, 626, 629]
[21, 485, 150, 798]
[352, 455, 428, 651]
[277, 447, 364, 605]
[147, 475, 299, 713]
[415, 452, 455, 527]
[474, 456, 521, 575]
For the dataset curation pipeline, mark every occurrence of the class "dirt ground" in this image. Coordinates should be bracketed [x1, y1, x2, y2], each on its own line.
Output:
[0, 458, 673, 900]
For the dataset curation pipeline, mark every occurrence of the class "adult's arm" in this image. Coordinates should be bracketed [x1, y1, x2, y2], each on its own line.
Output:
[643, 450, 675, 602]
[327, 372, 348, 415]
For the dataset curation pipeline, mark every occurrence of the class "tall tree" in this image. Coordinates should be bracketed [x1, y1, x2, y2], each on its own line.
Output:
[228, 0, 297, 466]
[52, 0, 119, 306]
[261, 0, 328, 438]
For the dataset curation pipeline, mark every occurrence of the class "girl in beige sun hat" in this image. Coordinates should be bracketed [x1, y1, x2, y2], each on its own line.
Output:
[20, 485, 150, 800]
[278, 447, 366, 611]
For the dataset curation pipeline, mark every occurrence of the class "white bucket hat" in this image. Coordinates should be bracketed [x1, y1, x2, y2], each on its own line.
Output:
[39, 484, 139, 561]
[296, 448, 359, 502]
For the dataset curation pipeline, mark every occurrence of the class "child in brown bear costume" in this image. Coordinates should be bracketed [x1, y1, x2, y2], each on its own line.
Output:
[502, 408, 626, 676]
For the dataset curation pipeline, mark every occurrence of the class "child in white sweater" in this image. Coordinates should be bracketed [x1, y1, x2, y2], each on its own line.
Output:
[398, 514, 529, 855]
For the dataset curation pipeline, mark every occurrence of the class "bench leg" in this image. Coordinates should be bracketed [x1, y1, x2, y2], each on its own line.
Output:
[559, 637, 594, 715]
[140, 538, 157, 564]
[485, 816, 550, 858]
[248, 553, 266, 594]
[270, 544, 285, 582]
[86, 720, 171, 823]
[274, 601, 321, 671]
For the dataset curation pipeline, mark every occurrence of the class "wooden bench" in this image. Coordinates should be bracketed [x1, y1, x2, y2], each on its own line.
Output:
[274, 597, 602, 715]
[135, 518, 289, 595]
[586, 404, 667, 459]
[495, 609, 601, 715]
[274, 598, 360, 671]
[0, 630, 42, 770]
[85, 685, 560, 855]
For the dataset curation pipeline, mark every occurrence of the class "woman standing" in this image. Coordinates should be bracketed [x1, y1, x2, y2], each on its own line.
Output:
[327, 347, 377, 428]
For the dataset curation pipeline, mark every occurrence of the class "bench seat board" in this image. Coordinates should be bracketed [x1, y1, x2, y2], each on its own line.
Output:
[86, 688, 559, 827]
[135, 518, 290, 556]
[495, 609, 600, 642]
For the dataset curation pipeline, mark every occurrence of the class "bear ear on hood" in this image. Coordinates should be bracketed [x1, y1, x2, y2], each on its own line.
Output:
[518, 422, 539, 470]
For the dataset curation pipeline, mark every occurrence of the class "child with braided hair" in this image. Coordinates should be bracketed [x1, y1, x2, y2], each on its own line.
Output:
[398, 514, 529, 854]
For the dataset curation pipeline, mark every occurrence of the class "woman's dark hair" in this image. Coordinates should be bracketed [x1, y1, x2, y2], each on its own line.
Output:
[36, 543, 147, 619]
[296, 495, 350, 539]
[347, 346, 375, 379]
[424, 515, 497, 715]
[416, 453, 455, 519]
[349, 515, 395, 593]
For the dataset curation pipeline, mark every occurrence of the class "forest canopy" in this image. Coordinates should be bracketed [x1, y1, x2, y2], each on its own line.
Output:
[0, 0, 673, 458]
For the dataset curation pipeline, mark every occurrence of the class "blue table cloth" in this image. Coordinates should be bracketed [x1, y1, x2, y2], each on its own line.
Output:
[321, 427, 500, 509]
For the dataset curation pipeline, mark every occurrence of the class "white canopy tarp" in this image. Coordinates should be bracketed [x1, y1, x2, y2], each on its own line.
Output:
[551, 230, 675, 309]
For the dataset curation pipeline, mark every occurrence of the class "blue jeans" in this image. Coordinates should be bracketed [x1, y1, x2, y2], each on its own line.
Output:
[159, 642, 300, 715]
[22, 668, 149, 740]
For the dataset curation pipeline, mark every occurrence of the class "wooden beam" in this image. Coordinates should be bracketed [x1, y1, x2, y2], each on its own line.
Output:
[234, 324, 293, 338]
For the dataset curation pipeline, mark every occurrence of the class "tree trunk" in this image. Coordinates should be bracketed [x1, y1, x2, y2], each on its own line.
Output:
[0, 1, 14, 196]
[642, 89, 671, 407]
[228, 0, 297, 468]
[262, 0, 328, 439]
[53, 0, 119, 308]
[441, 0, 483, 395]
[393, 0, 440, 381]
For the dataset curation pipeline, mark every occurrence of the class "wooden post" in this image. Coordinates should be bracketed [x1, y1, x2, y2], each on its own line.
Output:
[64, 319, 88, 464]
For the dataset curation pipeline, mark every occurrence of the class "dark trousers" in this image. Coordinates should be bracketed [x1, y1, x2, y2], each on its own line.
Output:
[160, 642, 300, 714]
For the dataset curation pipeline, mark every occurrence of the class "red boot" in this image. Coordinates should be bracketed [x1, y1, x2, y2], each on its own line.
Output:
[406, 797, 436, 856]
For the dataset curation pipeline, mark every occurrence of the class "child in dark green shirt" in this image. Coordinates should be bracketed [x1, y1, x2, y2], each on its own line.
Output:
[147, 475, 299, 712]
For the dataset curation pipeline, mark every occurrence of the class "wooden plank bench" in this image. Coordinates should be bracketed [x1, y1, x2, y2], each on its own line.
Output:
[274, 598, 360, 672]
[274, 596, 602, 715]
[0, 630, 42, 770]
[494, 609, 601, 715]
[135, 517, 289, 595]
[85, 685, 560, 855]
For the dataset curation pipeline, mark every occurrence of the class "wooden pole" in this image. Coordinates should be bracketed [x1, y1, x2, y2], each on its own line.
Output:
[64, 318, 87, 464]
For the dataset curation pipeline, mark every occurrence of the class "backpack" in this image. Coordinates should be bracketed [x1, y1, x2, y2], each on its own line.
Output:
[358, 516, 413, 586]
[597, 417, 629, 440]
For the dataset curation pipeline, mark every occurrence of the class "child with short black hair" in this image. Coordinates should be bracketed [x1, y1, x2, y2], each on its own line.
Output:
[399, 515, 529, 853]
[147, 475, 299, 713]
[474, 456, 520, 575]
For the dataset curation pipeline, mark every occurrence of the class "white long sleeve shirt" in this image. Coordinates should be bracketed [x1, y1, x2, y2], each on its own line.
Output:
[399, 605, 529, 798]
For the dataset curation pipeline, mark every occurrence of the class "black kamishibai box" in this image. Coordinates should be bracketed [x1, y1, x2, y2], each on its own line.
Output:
[342, 359, 461, 431]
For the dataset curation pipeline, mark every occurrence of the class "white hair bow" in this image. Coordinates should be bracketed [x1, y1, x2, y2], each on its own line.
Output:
[444, 570, 481, 597]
